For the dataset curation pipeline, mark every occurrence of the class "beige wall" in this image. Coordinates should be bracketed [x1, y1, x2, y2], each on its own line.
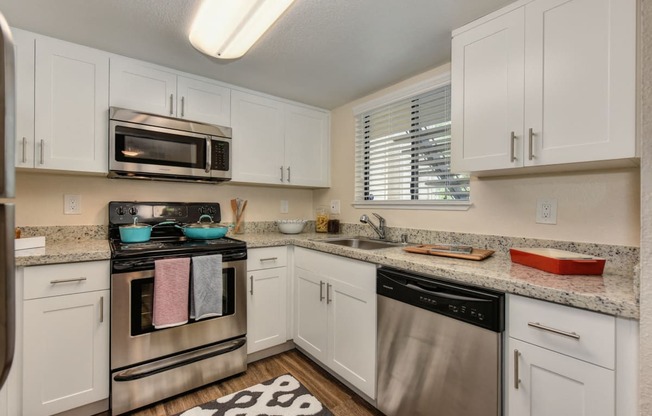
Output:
[316, 64, 641, 247]
[15, 171, 314, 226]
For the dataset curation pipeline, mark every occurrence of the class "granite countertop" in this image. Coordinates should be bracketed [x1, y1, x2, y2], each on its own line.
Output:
[14, 232, 639, 319]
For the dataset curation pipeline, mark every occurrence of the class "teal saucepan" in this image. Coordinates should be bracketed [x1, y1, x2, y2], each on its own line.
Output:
[119, 217, 154, 243]
[175, 215, 230, 239]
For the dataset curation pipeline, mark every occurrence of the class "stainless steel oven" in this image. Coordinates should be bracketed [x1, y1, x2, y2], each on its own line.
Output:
[108, 202, 247, 415]
[109, 107, 232, 183]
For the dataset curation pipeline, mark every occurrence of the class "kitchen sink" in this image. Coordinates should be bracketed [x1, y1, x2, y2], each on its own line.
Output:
[314, 236, 405, 250]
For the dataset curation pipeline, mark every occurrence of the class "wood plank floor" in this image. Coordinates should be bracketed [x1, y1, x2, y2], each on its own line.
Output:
[128, 349, 384, 416]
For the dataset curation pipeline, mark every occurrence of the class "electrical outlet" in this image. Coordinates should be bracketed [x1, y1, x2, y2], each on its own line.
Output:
[280, 200, 289, 214]
[64, 194, 81, 215]
[330, 200, 341, 214]
[536, 198, 557, 224]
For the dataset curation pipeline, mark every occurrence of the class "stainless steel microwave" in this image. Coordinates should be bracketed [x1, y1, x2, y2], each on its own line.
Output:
[108, 107, 232, 183]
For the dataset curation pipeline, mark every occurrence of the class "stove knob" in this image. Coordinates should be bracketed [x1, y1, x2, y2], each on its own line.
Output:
[198, 207, 204, 215]
[128, 207, 138, 216]
[115, 206, 126, 216]
[209, 207, 217, 216]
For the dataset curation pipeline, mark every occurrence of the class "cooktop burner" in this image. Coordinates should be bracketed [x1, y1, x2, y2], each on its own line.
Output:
[108, 201, 247, 259]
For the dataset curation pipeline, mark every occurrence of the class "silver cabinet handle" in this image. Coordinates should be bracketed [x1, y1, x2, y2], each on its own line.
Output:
[181, 96, 185, 117]
[510, 131, 517, 162]
[50, 277, 87, 284]
[280, 166, 284, 182]
[259, 257, 278, 262]
[319, 280, 325, 302]
[250, 275, 254, 295]
[169, 94, 174, 115]
[39, 139, 44, 165]
[528, 128, 534, 160]
[205, 137, 212, 173]
[100, 296, 104, 323]
[514, 349, 520, 389]
[326, 283, 332, 304]
[528, 322, 580, 340]
[287, 166, 291, 183]
[22, 137, 27, 163]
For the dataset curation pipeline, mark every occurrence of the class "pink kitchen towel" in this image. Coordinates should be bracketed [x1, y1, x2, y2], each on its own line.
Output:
[153, 257, 190, 329]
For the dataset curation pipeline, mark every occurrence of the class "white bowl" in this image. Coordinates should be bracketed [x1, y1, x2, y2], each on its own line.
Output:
[276, 219, 307, 234]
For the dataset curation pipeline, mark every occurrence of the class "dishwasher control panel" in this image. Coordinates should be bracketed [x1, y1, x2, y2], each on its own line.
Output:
[377, 267, 504, 332]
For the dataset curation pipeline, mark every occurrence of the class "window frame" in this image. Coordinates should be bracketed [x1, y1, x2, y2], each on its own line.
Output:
[352, 72, 471, 211]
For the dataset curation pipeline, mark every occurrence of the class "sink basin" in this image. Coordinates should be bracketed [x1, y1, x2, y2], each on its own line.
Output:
[315, 236, 404, 250]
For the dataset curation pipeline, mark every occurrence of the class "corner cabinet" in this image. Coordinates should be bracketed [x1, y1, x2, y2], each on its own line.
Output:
[22, 261, 110, 416]
[13, 28, 109, 173]
[505, 294, 638, 416]
[293, 247, 376, 398]
[246, 247, 289, 354]
[451, 0, 637, 175]
[231, 90, 330, 188]
[109, 57, 231, 126]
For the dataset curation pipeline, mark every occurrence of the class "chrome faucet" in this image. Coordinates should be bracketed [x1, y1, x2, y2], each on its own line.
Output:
[360, 213, 386, 240]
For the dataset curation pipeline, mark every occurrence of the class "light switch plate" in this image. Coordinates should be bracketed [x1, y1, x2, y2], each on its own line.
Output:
[330, 200, 341, 214]
[280, 200, 289, 214]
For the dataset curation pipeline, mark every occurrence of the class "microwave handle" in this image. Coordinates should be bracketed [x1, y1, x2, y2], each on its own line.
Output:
[205, 137, 212, 173]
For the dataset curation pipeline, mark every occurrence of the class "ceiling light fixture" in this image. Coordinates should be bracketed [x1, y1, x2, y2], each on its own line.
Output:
[188, 0, 296, 60]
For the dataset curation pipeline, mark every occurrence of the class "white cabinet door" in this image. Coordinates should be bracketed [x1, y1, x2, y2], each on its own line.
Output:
[109, 57, 177, 116]
[284, 104, 330, 187]
[451, 8, 525, 172]
[13, 28, 35, 169]
[523, 0, 636, 166]
[451, 0, 636, 174]
[231, 90, 285, 184]
[507, 338, 615, 416]
[34, 37, 109, 173]
[247, 267, 287, 354]
[293, 267, 328, 362]
[328, 278, 376, 398]
[110, 58, 232, 126]
[177, 76, 231, 126]
[23, 290, 110, 416]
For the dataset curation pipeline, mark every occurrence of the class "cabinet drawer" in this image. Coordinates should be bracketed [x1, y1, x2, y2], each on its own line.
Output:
[247, 246, 287, 271]
[508, 294, 615, 369]
[23, 261, 110, 300]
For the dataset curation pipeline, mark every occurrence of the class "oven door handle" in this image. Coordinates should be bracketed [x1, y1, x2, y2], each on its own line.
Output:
[113, 338, 246, 382]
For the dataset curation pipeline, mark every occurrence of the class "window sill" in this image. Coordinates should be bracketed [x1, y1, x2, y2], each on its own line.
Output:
[351, 201, 472, 211]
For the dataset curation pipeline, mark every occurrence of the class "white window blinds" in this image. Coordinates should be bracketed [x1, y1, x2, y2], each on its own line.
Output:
[354, 84, 469, 204]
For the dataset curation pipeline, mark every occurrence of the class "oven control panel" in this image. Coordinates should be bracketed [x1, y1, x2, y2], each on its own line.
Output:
[109, 201, 222, 225]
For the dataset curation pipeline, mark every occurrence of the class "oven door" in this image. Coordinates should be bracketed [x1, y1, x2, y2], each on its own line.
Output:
[109, 119, 213, 180]
[110, 258, 246, 370]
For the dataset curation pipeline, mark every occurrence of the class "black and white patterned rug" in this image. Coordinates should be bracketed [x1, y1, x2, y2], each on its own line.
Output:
[178, 374, 333, 416]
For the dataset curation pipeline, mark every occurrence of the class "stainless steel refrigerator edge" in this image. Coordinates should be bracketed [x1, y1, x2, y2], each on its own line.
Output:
[0, 11, 16, 391]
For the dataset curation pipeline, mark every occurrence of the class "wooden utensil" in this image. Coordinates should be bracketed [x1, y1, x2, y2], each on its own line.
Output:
[404, 245, 494, 261]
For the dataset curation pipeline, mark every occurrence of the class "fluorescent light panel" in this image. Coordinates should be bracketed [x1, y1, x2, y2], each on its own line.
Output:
[189, 0, 295, 59]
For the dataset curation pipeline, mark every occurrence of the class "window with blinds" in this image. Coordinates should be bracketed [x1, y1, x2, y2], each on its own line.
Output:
[354, 84, 469, 205]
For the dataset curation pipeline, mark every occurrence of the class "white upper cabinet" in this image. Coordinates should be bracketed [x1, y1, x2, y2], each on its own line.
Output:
[451, 0, 637, 175]
[14, 28, 109, 173]
[231, 89, 330, 188]
[110, 57, 231, 126]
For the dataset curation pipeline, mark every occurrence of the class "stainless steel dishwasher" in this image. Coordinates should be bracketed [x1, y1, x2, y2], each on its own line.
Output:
[376, 266, 505, 416]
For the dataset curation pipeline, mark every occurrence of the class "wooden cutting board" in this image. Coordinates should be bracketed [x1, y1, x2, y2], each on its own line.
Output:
[404, 245, 495, 261]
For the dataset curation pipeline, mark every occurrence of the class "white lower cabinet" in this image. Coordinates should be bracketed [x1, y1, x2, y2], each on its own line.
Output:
[246, 247, 288, 354]
[505, 294, 627, 416]
[293, 247, 376, 398]
[507, 338, 614, 416]
[22, 261, 110, 416]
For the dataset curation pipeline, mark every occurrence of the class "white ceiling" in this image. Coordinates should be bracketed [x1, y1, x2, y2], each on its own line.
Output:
[0, 0, 513, 110]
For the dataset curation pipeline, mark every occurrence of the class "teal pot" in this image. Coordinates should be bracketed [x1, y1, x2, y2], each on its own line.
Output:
[119, 222, 153, 243]
[175, 215, 230, 240]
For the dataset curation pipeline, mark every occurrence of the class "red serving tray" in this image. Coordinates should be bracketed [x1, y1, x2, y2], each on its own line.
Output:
[510, 248, 605, 275]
